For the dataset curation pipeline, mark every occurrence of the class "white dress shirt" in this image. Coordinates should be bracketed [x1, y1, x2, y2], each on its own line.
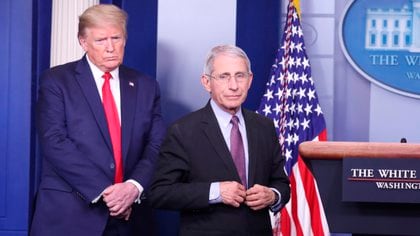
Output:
[86, 55, 143, 204]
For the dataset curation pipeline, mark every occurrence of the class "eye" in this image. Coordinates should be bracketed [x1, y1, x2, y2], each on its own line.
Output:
[218, 73, 230, 80]
[111, 36, 122, 42]
[235, 72, 246, 79]
[94, 38, 106, 44]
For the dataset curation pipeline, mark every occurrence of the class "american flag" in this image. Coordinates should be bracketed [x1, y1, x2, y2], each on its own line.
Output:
[256, 1, 330, 235]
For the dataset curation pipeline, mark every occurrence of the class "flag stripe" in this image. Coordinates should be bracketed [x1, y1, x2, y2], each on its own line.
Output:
[297, 155, 324, 235]
[289, 172, 304, 236]
[279, 209, 290, 235]
[318, 129, 327, 141]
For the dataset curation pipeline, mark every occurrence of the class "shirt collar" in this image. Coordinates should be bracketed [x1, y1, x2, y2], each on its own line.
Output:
[85, 54, 119, 80]
[210, 99, 245, 128]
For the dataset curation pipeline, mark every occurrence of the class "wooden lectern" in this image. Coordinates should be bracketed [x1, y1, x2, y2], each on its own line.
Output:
[299, 141, 420, 236]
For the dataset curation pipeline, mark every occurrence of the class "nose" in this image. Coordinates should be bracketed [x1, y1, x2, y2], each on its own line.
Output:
[105, 38, 115, 52]
[227, 76, 239, 90]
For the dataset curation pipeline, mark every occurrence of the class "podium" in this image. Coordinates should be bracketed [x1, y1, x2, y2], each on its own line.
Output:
[299, 141, 420, 235]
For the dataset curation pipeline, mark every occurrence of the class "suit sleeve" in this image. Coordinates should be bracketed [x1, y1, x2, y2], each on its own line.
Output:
[148, 124, 210, 210]
[36, 71, 111, 203]
[126, 80, 166, 190]
[267, 122, 291, 209]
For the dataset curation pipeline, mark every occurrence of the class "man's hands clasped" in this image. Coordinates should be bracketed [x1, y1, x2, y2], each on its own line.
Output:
[220, 181, 276, 210]
[102, 182, 139, 220]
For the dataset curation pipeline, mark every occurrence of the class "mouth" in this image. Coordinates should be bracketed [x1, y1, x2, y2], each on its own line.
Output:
[225, 95, 241, 100]
[104, 57, 118, 61]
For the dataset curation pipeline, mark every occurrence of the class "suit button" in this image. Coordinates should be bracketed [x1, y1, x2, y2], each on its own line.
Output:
[110, 163, 115, 169]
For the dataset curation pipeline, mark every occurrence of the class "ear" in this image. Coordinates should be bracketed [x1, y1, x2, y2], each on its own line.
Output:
[201, 75, 211, 93]
[78, 36, 88, 52]
[246, 73, 254, 89]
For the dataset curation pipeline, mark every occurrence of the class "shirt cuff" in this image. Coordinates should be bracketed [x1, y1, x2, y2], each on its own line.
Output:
[126, 179, 144, 204]
[92, 192, 103, 204]
[269, 188, 282, 212]
[209, 182, 222, 204]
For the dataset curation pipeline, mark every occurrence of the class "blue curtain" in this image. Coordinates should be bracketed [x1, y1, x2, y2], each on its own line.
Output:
[29, 0, 52, 230]
[101, 0, 158, 78]
[236, 0, 281, 110]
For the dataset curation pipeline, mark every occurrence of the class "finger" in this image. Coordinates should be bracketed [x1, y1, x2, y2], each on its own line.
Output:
[245, 189, 257, 196]
[102, 185, 117, 196]
[229, 199, 240, 207]
[246, 199, 261, 207]
[236, 192, 247, 200]
[103, 196, 119, 207]
[222, 195, 240, 207]
[110, 206, 125, 216]
[124, 208, 132, 221]
[246, 186, 261, 195]
[109, 204, 122, 214]
[234, 195, 245, 204]
[245, 192, 260, 202]
[236, 183, 246, 191]
[247, 199, 265, 209]
[102, 194, 112, 203]
[103, 189, 118, 202]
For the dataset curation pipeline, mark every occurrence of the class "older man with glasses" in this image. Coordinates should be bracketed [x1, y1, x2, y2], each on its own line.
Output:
[149, 44, 290, 236]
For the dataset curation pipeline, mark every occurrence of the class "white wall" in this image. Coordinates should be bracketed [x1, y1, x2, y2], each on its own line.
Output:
[156, 0, 237, 125]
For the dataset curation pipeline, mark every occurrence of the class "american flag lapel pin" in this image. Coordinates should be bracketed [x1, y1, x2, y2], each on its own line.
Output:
[129, 81, 134, 87]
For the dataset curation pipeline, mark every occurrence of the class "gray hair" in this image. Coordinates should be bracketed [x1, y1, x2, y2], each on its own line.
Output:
[203, 45, 252, 75]
[78, 4, 128, 39]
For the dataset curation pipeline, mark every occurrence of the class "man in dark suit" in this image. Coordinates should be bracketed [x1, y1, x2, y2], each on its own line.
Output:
[30, 4, 165, 236]
[149, 45, 290, 236]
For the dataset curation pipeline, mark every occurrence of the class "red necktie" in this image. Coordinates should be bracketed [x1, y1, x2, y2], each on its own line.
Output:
[102, 72, 123, 183]
[230, 116, 247, 187]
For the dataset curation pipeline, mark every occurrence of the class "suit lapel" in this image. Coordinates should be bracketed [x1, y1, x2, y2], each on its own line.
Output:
[243, 110, 258, 188]
[74, 57, 113, 151]
[201, 103, 241, 181]
[119, 68, 136, 162]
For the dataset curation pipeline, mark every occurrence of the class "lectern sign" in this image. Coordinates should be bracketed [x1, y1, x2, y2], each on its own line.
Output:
[343, 158, 420, 203]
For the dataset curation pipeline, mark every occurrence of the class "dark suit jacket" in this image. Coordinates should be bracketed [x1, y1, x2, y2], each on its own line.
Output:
[149, 102, 290, 236]
[30, 56, 165, 236]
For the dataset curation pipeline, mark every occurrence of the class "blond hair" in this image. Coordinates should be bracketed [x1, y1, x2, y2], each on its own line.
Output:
[78, 4, 128, 39]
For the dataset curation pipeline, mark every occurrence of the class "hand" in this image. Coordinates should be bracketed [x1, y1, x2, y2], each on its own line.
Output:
[219, 181, 246, 207]
[117, 207, 132, 221]
[102, 182, 139, 217]
[245, 184, 276, 210]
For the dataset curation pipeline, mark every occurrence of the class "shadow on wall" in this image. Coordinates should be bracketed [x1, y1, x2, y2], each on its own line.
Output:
[157, 42, 192, 127]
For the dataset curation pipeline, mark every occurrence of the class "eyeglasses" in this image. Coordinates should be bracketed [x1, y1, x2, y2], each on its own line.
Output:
[206, 72, 251, 83]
